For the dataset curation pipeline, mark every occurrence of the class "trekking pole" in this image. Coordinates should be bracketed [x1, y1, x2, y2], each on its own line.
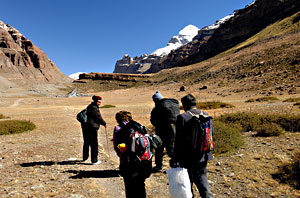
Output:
[104, 127, 110, 158]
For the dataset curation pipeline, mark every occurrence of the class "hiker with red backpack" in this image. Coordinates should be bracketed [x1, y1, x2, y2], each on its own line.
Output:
[150, 90, 180, 171]
[172, 94, 214, 198]
[113, 111, 152, 198]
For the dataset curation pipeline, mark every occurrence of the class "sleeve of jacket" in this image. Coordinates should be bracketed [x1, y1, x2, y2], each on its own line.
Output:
[113, 126, 120, 157]
[150, 107, 160, 127]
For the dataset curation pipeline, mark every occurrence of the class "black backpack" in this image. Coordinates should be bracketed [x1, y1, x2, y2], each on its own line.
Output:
[160, 98, 180, 121]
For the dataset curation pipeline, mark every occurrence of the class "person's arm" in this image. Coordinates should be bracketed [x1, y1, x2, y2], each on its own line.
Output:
[113, 126, 121, 156]
[90, 105, 107, 126]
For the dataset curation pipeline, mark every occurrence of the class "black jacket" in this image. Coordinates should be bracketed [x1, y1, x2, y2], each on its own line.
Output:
[174, 107, 213, 168]
[86, 102, 106, 130]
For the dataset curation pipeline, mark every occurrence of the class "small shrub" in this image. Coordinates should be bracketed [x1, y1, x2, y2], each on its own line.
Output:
[195, 101, 234, 110]
[245, 99, 256, 103]
[283, 97, 300, 102]
[255, 122, 285, 137]
[271, 114, 300, 132]
[294, 102, 300, 106]
[255, 96, 279, 102]
[0, 114, 9, 119]
[213, 120, 244, 154]
[274, 151, 300, 189]
[0, 120, 36, 135]
[216, 112, 300, 133]
[216, 112, 262, 132]
[100, 105, 116, 108]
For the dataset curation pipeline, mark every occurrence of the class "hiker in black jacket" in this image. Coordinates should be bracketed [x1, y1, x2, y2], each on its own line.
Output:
[172, 94, 214, 198]
[81, 95, 106, 164]
[150, 90, 180, 171]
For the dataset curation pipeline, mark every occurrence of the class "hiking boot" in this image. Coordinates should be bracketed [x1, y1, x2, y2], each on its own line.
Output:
[92, 161, 101, 165]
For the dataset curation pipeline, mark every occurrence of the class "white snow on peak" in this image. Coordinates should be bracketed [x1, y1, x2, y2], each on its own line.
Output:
[204, 13, 235, 30]
[179, 24, 200, 36]
[151, 24, 200, 57]
[69, 72, 85, 80]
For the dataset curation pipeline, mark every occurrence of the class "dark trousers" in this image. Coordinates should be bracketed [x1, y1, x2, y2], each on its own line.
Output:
[123, 174, 146, 198]
[155, 122, 176, 167]
[187, 161, 213, 198]
[120, 162, 150, 198]
[82, 124, 98, 163]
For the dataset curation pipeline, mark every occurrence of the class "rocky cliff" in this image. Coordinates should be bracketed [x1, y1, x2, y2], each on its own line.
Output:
[148, 0, 300, 73]
[113, 25, 200, 74]
[0, 21, 71, 86]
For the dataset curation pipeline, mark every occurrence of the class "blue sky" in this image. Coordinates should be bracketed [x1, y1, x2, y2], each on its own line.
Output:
[0, 0, 253, 76]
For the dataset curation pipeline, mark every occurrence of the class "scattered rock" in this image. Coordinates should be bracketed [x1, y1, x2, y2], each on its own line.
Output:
[179, 86, 185, 92]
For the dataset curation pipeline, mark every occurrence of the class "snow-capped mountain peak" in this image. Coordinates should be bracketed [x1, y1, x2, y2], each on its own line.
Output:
[151, 24, 200, 57]
[179, 24, 200, 36]
[203, 14, 235, 30]
[69, 72, 85, 80]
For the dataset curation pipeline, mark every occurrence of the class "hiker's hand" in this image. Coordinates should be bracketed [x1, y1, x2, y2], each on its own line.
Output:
[119, 147, 127, 153]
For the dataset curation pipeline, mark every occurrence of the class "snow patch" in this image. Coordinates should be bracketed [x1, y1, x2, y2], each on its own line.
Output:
[69, 72, 85, 80]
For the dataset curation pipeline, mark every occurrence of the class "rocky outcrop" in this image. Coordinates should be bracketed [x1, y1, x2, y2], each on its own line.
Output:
[148, 0, 300, 73]
[78, 72, 150, 82]
[113, 25, 200, 74]
[113, 54, 159, 74]
[0, 21, 71, 86]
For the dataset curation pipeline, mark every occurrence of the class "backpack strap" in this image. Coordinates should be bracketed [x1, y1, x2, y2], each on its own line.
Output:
[187, 110, 211, 119]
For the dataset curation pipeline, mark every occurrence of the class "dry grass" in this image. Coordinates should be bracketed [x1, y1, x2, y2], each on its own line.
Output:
[0, 85, 299, 197]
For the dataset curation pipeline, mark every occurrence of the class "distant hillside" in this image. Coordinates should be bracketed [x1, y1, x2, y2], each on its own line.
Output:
[73, 10, 299, 96]
[0, 21, 71, 88]
[148, 0, 300, 73]
[148, 11, 300, 96]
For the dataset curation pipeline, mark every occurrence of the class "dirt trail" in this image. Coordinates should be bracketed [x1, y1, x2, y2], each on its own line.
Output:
[10, 99, 23, 107]
[0, 89, 299, 197]
[0, 94, 171, 198]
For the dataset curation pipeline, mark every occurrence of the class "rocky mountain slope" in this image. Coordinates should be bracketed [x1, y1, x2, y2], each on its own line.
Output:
[113, 25, 200, 74]
[112, 0, 300, 75]
[0, 21, 71, 88]
[148, 0, 300, 73]
[73, 10, 300, 97]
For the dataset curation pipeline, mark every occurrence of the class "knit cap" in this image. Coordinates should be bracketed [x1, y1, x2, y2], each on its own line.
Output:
[152, 90, 163, 100]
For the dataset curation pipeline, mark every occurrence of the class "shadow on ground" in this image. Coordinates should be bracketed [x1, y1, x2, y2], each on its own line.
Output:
[20, 160, 88, 167]
[65, 169, 120, 179]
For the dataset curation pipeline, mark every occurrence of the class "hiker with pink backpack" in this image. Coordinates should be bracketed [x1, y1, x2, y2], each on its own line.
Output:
[113, 111, 152, 198]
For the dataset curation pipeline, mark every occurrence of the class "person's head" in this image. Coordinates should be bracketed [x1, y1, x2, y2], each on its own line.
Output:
[92, 95, 102, 106]
[181, 94, 197, 111]
[115, 111, 132, 124]
[152, 90, 163, 103]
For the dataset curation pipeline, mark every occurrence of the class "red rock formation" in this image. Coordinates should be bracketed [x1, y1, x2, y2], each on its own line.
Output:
[0, 21, 71, 86]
